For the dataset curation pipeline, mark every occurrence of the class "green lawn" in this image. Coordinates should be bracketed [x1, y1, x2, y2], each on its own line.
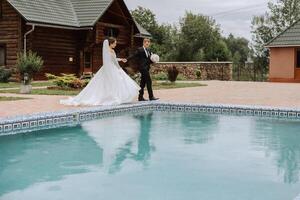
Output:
[0, 96, 31, 101]
[153, 82, 206, 90]
[0, 81, 54, 89]
[0, 82, 206, 96]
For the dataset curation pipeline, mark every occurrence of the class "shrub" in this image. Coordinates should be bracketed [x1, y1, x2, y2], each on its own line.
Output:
[153, 72, 168, 80]
[45, 73, 88, 89]
[167, 66, 179, 82]
[0, 67, 12, 83]
[16, 51, 44, 84]
[195, 68, 202, 79]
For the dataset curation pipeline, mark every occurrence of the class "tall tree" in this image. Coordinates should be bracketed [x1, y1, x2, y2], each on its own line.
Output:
[175, 12, 230, 61]
[131, 6, 176, 61]
[224, 34, 250, 80]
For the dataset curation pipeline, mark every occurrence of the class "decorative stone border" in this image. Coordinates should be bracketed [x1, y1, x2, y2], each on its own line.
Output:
[1, 101, 300, 136]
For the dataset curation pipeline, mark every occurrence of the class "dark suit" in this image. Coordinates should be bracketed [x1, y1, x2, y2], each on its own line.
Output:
[127, 47, 154, 99]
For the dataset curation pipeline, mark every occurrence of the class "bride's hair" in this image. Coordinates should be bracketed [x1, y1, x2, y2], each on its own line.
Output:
[108, 37, 117, 46]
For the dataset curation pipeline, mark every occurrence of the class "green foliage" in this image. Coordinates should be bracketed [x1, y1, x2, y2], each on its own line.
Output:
[176, 12, 223, 61]
[45, 73, 89, 89]
[131, 6, 177, 61]
[204, 40, 232, 61]
[0, 67, 12, 83]
[132, 8, 235, 62]
[224, 33, 250, 72]
[195, 68, 202, 80]
[16, 51, 44, 84]
[153, 72, 168, 80]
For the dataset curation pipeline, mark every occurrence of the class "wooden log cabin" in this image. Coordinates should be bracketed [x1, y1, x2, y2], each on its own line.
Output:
[0, 0, 151, 79]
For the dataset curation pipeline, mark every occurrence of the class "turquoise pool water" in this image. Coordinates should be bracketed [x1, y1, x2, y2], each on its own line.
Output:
[1, 111, 300, 200]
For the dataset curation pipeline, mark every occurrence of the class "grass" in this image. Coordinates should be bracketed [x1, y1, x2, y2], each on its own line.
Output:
[0, 81, 206, 96]
[153, 81, 206, 90]
[0, 81, 54, 89]
[0, 96, 31, 101]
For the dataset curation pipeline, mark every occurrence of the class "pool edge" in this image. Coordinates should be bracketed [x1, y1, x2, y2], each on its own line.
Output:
[1, 101, 300, 135]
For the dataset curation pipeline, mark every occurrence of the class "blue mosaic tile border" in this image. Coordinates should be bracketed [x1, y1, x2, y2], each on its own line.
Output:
[1, 101, 300, 136]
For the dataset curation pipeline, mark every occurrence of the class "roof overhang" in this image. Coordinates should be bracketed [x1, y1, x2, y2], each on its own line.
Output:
[26, 22, 93, 30]
[265, 44, 300, 48]
[134, 34, 152, 38]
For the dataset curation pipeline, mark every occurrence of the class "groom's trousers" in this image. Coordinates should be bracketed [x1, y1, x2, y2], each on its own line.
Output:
[139, 68, 153, 99]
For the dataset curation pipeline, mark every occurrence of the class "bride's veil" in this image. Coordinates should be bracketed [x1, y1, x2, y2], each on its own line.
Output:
[102, 39, 110, 67]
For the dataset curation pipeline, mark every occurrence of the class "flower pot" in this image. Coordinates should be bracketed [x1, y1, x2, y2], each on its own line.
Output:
[20, 84, 32, 94]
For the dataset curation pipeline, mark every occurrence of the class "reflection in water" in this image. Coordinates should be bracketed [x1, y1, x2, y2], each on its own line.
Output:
[252, 119, 300, 184]
[82, 112, 154, 174]
[1, 112, 300, 200]
[179, 113, 219, 144]
[0, 127, 102, 195]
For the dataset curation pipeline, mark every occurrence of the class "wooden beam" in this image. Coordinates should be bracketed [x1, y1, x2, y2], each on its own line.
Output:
[97, 22, 126, 29]
[114, 0, 130, 26]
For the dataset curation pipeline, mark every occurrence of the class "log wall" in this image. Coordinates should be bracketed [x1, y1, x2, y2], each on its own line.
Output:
[0, 0, 22, 71]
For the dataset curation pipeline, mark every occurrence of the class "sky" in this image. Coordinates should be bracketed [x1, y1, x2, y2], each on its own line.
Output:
[125, 0, 270, 40]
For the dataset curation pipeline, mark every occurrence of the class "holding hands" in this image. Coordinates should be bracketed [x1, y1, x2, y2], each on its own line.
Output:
[117, 58, 127, 63]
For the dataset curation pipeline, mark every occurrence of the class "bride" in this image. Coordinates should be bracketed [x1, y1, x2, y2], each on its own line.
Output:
[60, 38, 140, 106]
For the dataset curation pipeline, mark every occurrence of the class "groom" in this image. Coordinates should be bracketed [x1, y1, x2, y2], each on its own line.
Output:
[126, 38, 159, 101]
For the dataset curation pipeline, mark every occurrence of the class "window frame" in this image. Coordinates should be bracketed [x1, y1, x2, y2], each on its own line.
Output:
[296, 49, 300, 68]
[0, 44, 6, 67]
[84, 51, 92, 69]
[104, 27, 119, 38]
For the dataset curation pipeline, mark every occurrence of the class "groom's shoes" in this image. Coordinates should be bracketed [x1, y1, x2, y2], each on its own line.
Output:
[138, 97, 147, 101]
[149, 97, 159, 101]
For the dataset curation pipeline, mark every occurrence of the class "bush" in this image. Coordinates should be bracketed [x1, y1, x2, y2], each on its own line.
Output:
[16, 51, 44, 84]
[46, 73, 89, 89]
[195, 68, 202, 79]
[153, 72, 168, 80]
[167, 66, 179, 82]
[0, 67, 12, 83]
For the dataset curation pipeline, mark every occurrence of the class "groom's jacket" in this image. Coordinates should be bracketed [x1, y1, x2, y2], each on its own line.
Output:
[127, 47, 153, 71]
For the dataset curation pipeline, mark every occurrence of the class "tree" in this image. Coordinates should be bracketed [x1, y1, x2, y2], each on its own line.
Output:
[131, 6, 176, 61]
[175, 12, 227, 61]
[251, 0, 300, 79]
[224, 34, 249, 63]
[224, 34, 250, 80]
[131, 6, 157, 33]
[204, 40, 231, 61]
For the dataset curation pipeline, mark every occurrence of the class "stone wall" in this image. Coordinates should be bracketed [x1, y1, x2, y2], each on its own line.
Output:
[151, 62, 233, 81]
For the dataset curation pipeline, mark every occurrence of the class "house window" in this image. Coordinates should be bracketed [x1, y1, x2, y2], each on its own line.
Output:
[104, 27, 119, 38]
[84, 52, 91, 68]
[297, 49, 300, 68]
[0, 44, 6, 67]
[0, 0, 3, 19]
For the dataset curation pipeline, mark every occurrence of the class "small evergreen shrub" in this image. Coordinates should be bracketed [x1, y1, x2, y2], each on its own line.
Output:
[0, 67, 12, 83]
[195, 68, 202, 79]
[46, 73, 89, 89]
[16, 51, 44, 84]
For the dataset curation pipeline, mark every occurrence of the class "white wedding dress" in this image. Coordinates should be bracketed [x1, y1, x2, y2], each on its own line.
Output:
[60, 40, 140, 106]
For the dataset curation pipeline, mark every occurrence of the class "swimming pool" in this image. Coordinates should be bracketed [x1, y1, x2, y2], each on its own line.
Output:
[1, 108, 300, 200]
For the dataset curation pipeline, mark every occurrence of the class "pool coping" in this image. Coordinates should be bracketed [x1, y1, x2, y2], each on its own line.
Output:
[1, 101, 300, 136]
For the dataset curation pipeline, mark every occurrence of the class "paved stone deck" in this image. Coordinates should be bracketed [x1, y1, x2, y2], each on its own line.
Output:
[1, 81, 300, 119]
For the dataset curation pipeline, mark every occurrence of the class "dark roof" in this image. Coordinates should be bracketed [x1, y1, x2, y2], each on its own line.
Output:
[6, 0, 151, 36]
[266, 20, 300, 47]
[134, 20, 151, 38]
